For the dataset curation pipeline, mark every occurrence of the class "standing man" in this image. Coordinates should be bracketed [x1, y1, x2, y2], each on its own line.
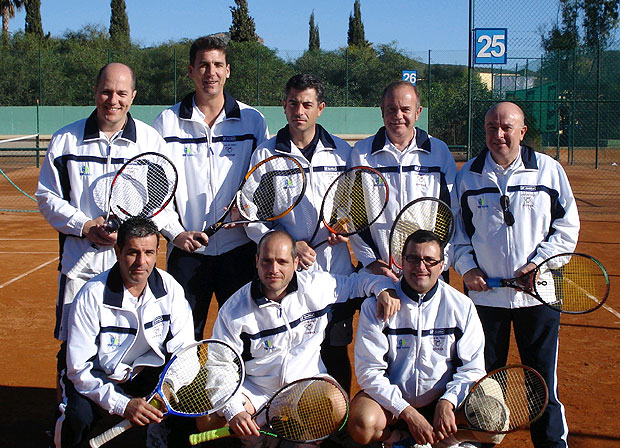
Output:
[348, 81, 457, 280]
[245, 73, 356, 392]
[55, 217, 195, 447]
[453, 102, 579, 448]
[153, 36, 269, 340]
[36, 62, 168, 391]
[196, 230, 399, 447]
[348, 230, 486, 448]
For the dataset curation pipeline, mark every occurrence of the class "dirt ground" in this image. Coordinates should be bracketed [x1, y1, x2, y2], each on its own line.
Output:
[1, 162, 619, 447]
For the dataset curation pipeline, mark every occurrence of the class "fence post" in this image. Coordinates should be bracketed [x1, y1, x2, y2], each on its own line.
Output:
[257, 46, 261, 106]
[174, 47, 177, 104]
[466, 0, 473, 160]
[595, 43, 600, 169]
[36, 98, 40, 168]
[427, 49, 431, 128]
[345, 48, 349, 107]
[38, 45, 42, 106]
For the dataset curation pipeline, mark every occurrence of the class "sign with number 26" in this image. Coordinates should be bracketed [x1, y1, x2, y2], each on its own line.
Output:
[474, 28, 507, 64]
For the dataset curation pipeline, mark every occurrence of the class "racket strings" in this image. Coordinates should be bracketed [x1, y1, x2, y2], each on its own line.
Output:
[390, 198, 454, 268]
[465, 367, 547, 433]
[110, 155, 177, 221]
[239, 159, 305, 221]
[267, 379, 348, 442]
[162, 342, 243, 416]
[535, 255, 609, 312]
[324, 169, 387, 235]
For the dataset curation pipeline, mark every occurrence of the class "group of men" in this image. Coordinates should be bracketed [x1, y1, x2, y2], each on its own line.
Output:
[37, 35, 579, 448]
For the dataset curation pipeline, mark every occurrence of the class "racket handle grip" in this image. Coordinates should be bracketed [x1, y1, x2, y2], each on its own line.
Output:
[89, 419, 133, 447]
[485, 278, 502, 288]
[189, 427, 233, 445]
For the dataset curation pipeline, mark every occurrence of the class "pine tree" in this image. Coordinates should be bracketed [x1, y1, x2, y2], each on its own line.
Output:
[109, 0, 130, 46]
[229, 0, 257, 43]
[309, 10, 320, 51]
[347, 0, 369, 48]
[24, 0, 43, 38]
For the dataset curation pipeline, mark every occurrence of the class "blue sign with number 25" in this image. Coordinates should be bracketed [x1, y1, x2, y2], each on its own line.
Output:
[474, 28, 507, 64]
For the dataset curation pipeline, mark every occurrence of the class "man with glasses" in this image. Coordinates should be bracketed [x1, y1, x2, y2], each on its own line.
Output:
[453, 102, 579, 448]
[348, 230, 486, 448]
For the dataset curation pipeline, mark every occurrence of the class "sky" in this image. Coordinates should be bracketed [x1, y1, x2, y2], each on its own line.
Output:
[8, 0, 473, 64]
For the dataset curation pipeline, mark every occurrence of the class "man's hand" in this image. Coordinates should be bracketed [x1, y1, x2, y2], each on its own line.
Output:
[399, 405, 436, 446]
[228, 411, 261, 438]
[173, 231, 209, 252]
[463, 268, 489, 292]
[514, 262, 537, 290]
[123, 397, 164, 426]
[296, 240, 316, 270]
[376, 288, 400, 321]
[83, 216, 117, 246]
[366, 260, 399, 281]
[326, 233, 349, 246]
[433, 399, 457, 442]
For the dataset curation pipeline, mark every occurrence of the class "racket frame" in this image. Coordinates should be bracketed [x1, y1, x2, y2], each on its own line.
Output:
[486, 252, 610, 314]
[457, 364, 548, 434]
[309, 165, 389, 248]
[388, 196, 455, 271]
[204, 154, 306, 237]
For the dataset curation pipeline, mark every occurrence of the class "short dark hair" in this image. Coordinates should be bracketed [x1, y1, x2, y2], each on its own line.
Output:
[190, 36, 229, 66]
[402, 229, 444, 260]
[257, 230, 297, 260]
[284, 73, 325, 103]
[117, 217, 159, 250]
[381, 80, 420, 109]
[95, 63, 136, 91]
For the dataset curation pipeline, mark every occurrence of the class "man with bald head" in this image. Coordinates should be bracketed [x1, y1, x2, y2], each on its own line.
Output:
[348, 80, 457, 280]
[453, 102, 579, 447]
[37, 62, 169, 432]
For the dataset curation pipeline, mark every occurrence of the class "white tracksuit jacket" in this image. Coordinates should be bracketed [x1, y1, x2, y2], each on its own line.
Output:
[211, 270, 395, 421]
[355, 279, 486, 418]
[347, 127, 457, 268]
[65, 265, 195, 416]
[152, 92, 268, 256]
[453, 146, 579, 308]
[245, 124, 353, 275]
[36, 111, 168, 277]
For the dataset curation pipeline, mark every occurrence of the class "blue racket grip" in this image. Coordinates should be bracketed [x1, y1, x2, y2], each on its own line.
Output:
[485, 278, 502, 288]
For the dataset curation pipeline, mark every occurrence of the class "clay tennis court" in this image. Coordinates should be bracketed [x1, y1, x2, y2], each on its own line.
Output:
[0, 155, 618, 447]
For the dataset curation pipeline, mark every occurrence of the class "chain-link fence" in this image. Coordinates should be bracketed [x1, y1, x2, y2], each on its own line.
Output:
[470, 0, 620, 219]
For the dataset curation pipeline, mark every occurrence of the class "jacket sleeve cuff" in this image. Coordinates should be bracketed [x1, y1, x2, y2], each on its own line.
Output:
[222, 396, 246, 422]
[455, 257, 478, 277]
[392, 398, 413, 419]
[111, 394, 131, 417]
[440, 392, 459, 409]
[161, 220, 185, 242]
[70, 212, 90, 237]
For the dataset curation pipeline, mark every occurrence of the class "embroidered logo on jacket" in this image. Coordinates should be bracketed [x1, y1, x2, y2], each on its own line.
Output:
[263, 339, 276, 351]
[396, 338, 409, 350]
[107, 335, 120, 347]
[80, 165, 91, 176]
[477, 197, 488, 208]
[183, 146, 193, 157]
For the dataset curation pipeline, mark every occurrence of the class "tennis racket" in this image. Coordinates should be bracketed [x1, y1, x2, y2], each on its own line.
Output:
[66, 152, 177, 280]
[388, 197, 454, 271]
[204, 155, 306, 237]
[485, 252, 610, 314]
[89, 339, 244, 448]
[189, 376, 349, 445]
[455, 364, 548, 435]
[308, 166, 388, 248]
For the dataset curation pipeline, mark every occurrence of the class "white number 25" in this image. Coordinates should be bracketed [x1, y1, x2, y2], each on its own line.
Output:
[477, 34, 506, 58]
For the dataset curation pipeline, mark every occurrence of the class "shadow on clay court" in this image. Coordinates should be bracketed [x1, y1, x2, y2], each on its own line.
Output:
[0, 385, 145, 448]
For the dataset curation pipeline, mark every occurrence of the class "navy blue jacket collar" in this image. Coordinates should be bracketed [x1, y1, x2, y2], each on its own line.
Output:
[274, 124, 336, 154]
[83, 110, 137, 143]
[469, 144, 539, 174]
[371, 126, 431, 154]
[400, 277, 439, 303]
[103, 263, 167, 307]
[250, 273, 299, 306]
[179, 91, 241, 120]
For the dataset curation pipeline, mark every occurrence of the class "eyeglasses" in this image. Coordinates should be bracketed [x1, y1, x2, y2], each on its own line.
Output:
[403, 255, 443, 267]
[500, 195, 515, 226]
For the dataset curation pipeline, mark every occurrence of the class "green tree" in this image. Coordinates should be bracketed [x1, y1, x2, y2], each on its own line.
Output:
[229, 0, 257, 43]
[347, 0, 369, 48]
[109, 0, 130, 46]
[1, 0, 24, 38]
[582, 0, 620, 49]
[541, 0, 579, 51]
[24, 0, 43, 38]
[309, 10, 320, 51]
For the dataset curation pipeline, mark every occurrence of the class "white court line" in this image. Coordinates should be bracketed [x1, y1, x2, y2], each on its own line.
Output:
[0, 251, 57, 254]
[565, 276, 620, 319]
[0, 257, 59, 289]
